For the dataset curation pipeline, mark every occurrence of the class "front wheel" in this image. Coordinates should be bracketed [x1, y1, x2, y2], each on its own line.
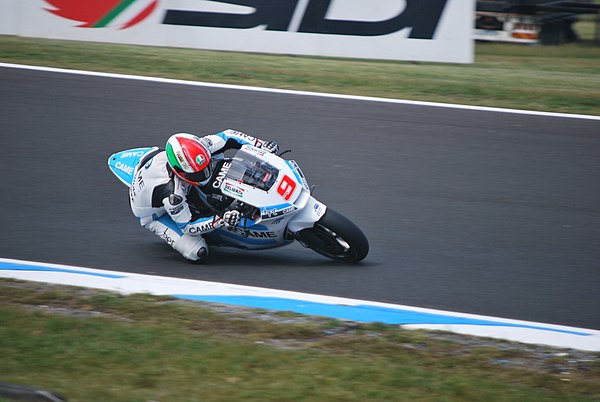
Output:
[296, 209, 369, 263]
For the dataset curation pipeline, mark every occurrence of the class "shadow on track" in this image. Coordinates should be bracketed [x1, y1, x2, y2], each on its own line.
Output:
[138, 242, 377, 269]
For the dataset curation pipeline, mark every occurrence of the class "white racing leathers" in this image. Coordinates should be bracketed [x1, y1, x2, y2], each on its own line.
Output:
[129, 129, 272, 261]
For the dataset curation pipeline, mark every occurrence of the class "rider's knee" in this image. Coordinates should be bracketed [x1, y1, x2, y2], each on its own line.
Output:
[145, 219, 208, 262]
[175, 235, 208, 262]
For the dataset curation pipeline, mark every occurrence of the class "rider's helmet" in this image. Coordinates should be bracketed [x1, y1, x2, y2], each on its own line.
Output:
[165, 133, 212, 186]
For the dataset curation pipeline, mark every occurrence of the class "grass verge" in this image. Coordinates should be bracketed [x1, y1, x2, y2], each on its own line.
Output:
[1, 279, 599, 402]
[1, 35, 599, 116]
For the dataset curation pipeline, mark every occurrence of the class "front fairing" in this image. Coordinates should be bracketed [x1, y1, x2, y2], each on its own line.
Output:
[221, 146, 309, 214]
[205, 145, 321, 249]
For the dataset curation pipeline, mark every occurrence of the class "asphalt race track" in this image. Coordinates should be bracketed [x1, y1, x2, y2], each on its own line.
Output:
[1, 66, 599, 330]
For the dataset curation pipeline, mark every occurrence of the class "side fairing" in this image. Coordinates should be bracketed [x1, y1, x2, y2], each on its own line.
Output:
[209, 221, 293, 250]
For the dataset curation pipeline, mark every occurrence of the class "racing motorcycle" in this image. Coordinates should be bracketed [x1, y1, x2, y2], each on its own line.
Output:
[108, 145, 369, 262]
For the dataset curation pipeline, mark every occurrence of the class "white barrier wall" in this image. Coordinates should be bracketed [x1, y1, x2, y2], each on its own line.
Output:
[0, 0, 17, 35]
[4, 0, 474, 63]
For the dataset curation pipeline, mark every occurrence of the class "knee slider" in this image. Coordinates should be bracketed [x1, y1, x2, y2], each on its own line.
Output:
[174, 234, 208, 261]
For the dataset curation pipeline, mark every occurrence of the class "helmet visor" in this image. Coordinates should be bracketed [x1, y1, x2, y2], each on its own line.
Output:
[183, 164, 212, 184]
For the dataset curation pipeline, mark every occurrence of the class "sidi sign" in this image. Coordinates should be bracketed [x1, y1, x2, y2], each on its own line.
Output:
[14, 0, 474, 63]
[163, 0, 448, 40]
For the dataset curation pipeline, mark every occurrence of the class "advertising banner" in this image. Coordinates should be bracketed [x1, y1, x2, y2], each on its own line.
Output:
[9, 0, 474, 63]
[0, 0, 17, 34]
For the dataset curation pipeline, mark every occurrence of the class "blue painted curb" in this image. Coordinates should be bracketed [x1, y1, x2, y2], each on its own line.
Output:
[174, 295, 591, 336]
[0, 261, 125, 279]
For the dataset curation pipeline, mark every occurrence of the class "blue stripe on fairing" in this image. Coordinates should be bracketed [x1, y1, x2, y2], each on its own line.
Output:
[172, 295, 592, 336]
[285, 161, 303, 184]
[260, 203, 292, 213]
[0, 261, 125, 278]
[216, 131, 253, 146]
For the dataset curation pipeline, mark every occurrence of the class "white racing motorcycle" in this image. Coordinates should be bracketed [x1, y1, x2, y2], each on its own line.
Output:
[108, 145, 369, 262]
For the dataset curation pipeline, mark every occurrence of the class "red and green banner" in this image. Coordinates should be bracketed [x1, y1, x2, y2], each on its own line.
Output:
[44, 0, 158, 29]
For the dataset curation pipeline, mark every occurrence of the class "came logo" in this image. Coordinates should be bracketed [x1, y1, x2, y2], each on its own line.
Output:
[44, 0, 159, 29]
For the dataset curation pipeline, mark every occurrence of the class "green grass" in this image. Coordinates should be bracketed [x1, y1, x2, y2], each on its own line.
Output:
[1, 280, 599, 402]
[1, 35, 599, 115]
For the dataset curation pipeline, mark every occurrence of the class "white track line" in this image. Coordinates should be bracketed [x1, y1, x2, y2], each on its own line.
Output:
[1, 62, 599, 121]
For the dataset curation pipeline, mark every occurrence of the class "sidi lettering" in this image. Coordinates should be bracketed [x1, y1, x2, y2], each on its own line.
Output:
[163, 0, 449, 39]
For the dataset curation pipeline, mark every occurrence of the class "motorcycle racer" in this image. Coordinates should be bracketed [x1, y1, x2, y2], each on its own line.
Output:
[129, 129, 279, 262]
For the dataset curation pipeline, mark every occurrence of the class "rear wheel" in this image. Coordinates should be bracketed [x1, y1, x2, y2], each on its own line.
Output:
[296, 209, 369, 263]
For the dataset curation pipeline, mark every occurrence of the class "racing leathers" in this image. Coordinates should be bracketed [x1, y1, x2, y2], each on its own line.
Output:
[129, 129, 279, 261]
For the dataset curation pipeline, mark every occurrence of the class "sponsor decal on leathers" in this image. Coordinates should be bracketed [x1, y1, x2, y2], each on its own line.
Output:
[187, 222, 215, 234]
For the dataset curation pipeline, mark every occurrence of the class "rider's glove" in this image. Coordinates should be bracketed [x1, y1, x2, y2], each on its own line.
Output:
[163, 194, 192, 223]
[210, 218, 225, 230]
[261, 140, 279, 154]
[223, 210, 241, 227]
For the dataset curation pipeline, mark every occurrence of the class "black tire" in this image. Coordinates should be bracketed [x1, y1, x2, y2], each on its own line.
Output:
[296, 208, 369, 263]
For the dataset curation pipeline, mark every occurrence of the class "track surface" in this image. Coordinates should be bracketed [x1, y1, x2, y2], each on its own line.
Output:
[1, 66, 599, 330]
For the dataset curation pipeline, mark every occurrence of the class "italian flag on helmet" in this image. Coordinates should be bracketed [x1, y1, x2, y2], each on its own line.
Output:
[166, 133, 212, 185]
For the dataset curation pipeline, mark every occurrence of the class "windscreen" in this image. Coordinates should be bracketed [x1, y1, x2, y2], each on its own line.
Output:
[226, 150, 279, 191]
